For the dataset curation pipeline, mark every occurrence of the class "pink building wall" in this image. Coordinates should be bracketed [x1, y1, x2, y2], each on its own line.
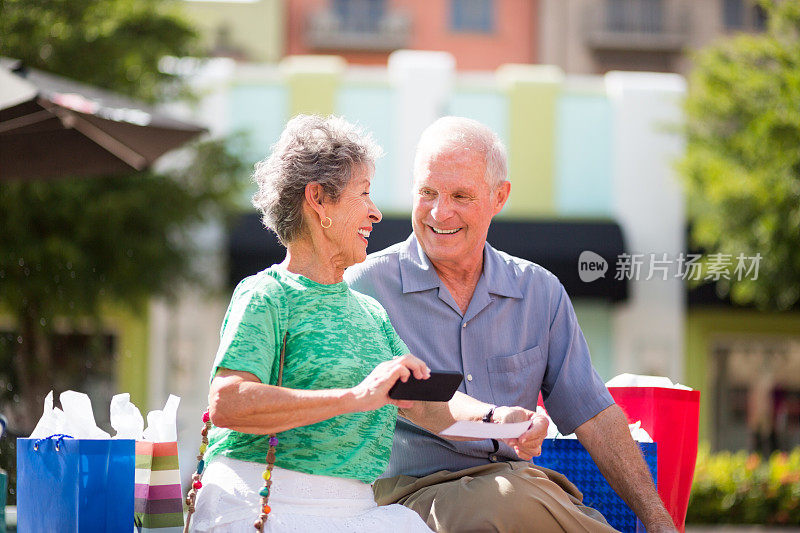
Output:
[286, 0, 538, 69]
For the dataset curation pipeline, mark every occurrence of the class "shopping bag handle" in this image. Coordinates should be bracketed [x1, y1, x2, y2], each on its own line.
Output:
[33, 433, 74, 451]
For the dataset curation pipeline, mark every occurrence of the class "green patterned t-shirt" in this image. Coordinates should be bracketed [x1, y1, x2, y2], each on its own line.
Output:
[204, 266, 409, 484]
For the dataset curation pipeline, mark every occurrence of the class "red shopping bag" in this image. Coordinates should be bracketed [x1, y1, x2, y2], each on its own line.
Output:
[608, 387, 700, 532]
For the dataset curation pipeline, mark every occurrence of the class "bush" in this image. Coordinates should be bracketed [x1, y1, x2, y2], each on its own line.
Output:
[687, 445, 800, 525]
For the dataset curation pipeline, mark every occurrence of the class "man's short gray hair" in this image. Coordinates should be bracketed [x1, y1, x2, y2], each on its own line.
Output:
[413, 116, 508, 189]
[252, 114, 382, 245]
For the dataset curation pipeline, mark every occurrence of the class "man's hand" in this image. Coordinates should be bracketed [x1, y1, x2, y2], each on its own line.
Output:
[493, 406, 549, 460]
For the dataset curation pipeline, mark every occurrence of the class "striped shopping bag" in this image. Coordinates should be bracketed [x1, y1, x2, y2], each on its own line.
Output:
[135, 441, 184, 532]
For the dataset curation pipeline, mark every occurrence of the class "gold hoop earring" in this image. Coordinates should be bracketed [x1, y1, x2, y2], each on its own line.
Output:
[321, 216, 332, 229]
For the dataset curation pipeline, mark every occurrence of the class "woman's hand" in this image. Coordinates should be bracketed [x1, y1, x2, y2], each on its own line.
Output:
[494, 406, 549, 460]
[349, 354, 430, 412]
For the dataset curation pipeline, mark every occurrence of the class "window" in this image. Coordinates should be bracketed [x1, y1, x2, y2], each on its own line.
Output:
[451, 0, 494, 33]
[723, 0, 767, 31]
[333, 0, 386, 32]
[723, 0, 744, 28]
[753, 4, 767, 31]
[712, 336, 800, 453]
[606, 0, 663, 33]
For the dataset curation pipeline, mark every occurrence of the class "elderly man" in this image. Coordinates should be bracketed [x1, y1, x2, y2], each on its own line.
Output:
[344, 117, 676, 532]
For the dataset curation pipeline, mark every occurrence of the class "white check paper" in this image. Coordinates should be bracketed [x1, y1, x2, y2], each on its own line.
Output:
[439, 420, 532, 439]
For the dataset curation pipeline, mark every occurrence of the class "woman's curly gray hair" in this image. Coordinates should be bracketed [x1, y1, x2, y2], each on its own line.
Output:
[252, 115, 383, 245]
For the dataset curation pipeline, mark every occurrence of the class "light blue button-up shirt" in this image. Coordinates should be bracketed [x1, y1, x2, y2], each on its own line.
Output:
[344, 234, 614, 478]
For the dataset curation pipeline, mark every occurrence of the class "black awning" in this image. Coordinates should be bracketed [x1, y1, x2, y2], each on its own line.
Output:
[227, 214, 628, 303]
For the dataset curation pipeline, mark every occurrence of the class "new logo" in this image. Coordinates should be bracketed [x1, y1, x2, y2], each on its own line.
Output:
[578, 251, 608, 282]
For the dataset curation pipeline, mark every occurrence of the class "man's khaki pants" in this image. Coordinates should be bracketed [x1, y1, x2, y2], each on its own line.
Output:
[374, 461, 621, 533]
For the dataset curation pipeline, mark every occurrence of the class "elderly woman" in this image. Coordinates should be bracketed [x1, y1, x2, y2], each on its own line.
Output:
[190, 115, 546, 532]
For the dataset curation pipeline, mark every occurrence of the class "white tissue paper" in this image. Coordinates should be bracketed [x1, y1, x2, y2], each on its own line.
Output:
[29, 391, 65, 439]
[142, 394, 180, 442]
[605, 373, 693, 390]
[628, 421, 653, 443]
[30, 390, 112, 439]
[59, 390, 111, 439]
[29, 390, 180, 442]
[536, 405, 654, 442]
[110, 393, 145, 439]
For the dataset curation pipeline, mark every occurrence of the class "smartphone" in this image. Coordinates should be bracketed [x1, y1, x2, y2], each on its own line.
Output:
[388, 370, 464, 402]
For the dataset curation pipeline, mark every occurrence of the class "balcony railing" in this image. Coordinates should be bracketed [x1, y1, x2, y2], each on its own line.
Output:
[306, 9, 411, 52]
[584, 0, 690, 52]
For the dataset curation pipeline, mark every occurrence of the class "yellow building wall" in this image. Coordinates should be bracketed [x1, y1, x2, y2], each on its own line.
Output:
[104, 305, 150, 410]
[182, 0, 284, 62]
[497, 64, 563, 217]
[281, 55, 345, 118]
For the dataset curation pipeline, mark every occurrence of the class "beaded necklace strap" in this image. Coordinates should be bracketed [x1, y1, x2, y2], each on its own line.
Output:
[183, 332, 288, 533]
[253, 331, 286, 531]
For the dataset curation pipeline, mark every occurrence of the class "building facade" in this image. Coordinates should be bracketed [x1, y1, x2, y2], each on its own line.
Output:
[181, 0, 768, 74]
[538, 0, 767, 76]
[184, 0, 537, 69]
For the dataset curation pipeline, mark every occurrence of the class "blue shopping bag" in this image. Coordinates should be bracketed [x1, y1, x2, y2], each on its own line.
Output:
[534, 439, 657, 533]
[17, 435, 136, 533]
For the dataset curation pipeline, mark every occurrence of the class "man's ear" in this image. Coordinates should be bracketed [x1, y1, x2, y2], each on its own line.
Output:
[304, 182, 326, 221]
[492, 181, 511, 216]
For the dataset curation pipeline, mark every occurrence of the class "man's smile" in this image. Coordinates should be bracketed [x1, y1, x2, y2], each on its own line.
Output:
[429, 225, 462, 235]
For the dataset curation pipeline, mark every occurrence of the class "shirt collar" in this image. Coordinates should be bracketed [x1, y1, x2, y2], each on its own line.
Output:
[399, 234, 523, 299]
[399, 234, 441, 293]
[482, 243, 524, 299]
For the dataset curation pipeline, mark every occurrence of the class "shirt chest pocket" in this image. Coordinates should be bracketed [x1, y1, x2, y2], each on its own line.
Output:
[487, 345, 545, 409]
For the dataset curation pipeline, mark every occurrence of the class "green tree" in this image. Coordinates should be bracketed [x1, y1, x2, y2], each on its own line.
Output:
[0, 0, 250, 421]
[0, 135, 249, 506]
[0, 0, 250, 505]
[0, 0, 199, 102]
[680, 0, 800, 310]
[0, 140, 248, 426]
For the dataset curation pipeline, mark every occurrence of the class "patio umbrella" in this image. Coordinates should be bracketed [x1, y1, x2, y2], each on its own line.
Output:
[0, 58, 207, 181]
